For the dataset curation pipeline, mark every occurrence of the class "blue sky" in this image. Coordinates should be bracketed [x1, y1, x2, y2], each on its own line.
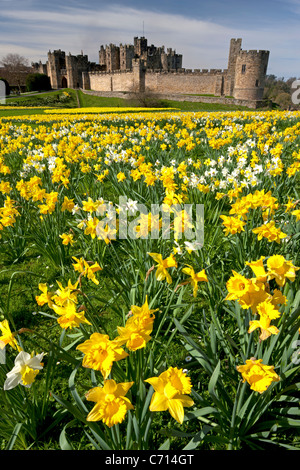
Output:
[0, 0, 299, 78]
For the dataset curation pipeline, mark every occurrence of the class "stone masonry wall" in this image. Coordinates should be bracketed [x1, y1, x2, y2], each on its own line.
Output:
[89, 71, 135, 92]
[145, 71, 225, 95]
[88, 69, 227, 96]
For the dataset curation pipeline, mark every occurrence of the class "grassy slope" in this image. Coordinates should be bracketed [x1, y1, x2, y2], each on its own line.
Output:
[0, 88, 254, 117]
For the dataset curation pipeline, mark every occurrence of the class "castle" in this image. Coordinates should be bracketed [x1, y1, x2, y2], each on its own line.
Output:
[32, 37, 270, 108]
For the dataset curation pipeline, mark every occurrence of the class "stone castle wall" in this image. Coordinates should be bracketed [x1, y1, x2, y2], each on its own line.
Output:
[32, 37, 269, 107]
[89, 70, 135, 92]
[144, 69, 226, 95]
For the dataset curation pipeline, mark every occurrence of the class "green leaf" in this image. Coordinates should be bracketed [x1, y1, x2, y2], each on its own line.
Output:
[59, 422, 75, 450]
[183, 424, 212, 450]
[159, 438, 170, 450]
[208, 360, 221, 397]
[184, 407, 217, 421]
[6, 423, 22, 450]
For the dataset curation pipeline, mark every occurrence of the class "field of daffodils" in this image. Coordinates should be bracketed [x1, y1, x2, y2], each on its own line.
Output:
[0, 107, 299, 450]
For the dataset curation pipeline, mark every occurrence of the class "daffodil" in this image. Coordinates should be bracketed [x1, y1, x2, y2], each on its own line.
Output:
[113, 297, 158, 351]
[145, 367, 194, 424]
[51, 279, 79, 307]
[220, 215, 246, 236]
[252, 221, 287, 244]
[76, 333, 128, 379]
[61, 196, 75, 212]
[52, 301, 91, 330]
[225, 271, 270, 314]
[245, 256, 267, 283]
[248, 300, 280, 340]
[35, 283, 54, 308]
[237, 358, 280, 394]
[0, 319, 21, 351]
[266, 255, 299, 287]
[148, 252, 177, 284]
[4, 351, 44, 390]
[72, 257, 102, 285]
[85, 379, 134, 427]
[59, 232, 75, 246]
[225, 271, 252, 300]
[181, 265, 208, 297]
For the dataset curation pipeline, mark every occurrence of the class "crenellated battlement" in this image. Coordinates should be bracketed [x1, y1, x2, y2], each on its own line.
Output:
[238, 49, 269, 58]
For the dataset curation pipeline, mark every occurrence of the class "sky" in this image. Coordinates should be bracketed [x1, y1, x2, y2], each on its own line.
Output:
[0, 0, 300, 78]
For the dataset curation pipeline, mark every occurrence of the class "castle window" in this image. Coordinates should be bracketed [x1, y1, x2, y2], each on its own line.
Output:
[255, 79, 259, 87]
[241, 64, 246, 74]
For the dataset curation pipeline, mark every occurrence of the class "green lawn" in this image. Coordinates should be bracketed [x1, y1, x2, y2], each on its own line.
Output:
[0, 87, 255, 116]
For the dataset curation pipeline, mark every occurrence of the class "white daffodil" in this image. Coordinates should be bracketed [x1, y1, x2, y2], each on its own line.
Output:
[184, 241, 203, 252]
[4, 351, 44, 391]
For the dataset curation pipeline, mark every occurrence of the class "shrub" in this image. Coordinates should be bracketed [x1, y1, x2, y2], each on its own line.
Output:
[26, 73, 51, 92]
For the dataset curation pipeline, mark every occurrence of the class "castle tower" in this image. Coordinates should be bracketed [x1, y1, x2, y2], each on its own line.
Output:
[134, 37, 148, 57]
[226, 38, 242, 96]
[132, 58, 145, 92]
[47, 50, 66, 89]
[99, 45, 106, 68]
[106, 44, 120, 72]
[233, 49, 269, 102]
[66, 54, 78, 88]
[120, 44, 135, 70]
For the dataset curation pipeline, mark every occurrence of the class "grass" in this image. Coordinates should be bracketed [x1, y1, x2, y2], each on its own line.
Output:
[0, 87, 254, 117]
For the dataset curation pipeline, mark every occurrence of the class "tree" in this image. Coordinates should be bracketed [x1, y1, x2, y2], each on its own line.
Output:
[263, 75, 300, 109]
[0, 53, 30, 92]
[26, 73, 51, 92]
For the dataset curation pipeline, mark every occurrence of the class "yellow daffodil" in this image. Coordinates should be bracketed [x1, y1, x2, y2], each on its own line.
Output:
[220, 215, 246, 236]
[248, 300, 280, 340]
[0, 319, 21, 351]
[61, 196, 75, 212]
[113, 297, 158, 351]
[72, 257, 102, 285]
[85, 379, 134, 427]
[181, 265, 208, 297]
[145, 367, 194, 424]
[35, 283, 54, 308]
[76, 333, 128, 378]
[252, 221, 287, 244]
[266, 255, 299, 287]
[245, 256, 267, 283]
[225, 271, 252, 300]
[52, 300, 91, 330]
[292, 209, 300, 221]
[148, 252, 177, 284]
[237, 358, 280, 394]
[225, 271, 270, 314]
[59, 232, 75, 246]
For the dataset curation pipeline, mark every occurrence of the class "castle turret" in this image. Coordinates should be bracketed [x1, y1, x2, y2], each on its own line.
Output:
[120, 44, 135, 70]
[233, 49, 269, 102]
[105, 44, 120, 72]
[47, 50, 66, 89]
[226, 38, 242, 96]
[134, 37, 147, 57]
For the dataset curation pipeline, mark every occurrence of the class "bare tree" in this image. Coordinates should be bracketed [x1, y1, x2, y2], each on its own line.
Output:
[126, 83, 166, 108]
[0, 53, 31, 92]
